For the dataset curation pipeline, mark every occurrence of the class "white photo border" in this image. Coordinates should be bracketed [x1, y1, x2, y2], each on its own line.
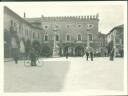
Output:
[0, 1, 127, 96]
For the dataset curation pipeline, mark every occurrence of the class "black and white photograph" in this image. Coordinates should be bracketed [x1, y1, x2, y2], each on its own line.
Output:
[0, 1, 127, 95]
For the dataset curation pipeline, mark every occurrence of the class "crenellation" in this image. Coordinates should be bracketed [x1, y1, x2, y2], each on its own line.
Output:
[90, 15, 92, 19]
[84, 16, 86, 19]
[87, 15, 89, 19]
[93, 15, 95, 19]
[41, 14, 99, 21]
[81, 16, 84, 19]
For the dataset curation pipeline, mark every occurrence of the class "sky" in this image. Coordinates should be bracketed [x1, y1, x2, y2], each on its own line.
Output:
[3, 1, 125, 34]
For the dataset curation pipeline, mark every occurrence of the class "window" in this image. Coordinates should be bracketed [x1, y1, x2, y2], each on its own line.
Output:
[101, 42, 103, 46]
[87, 24, 94, 29]
[38, 33, 40, 39]
[10, 20, 13, 26]
[14, 22, 16, 26]
[78, 24, 82, 28]
[66, 34, 71, 41]
[67, 25, 70, 28]
[55, 34, 59, 41]
[89, 24, 93, 27]
[78, 34, 82, 41]
[55, 25, 58, 28]
[26, 30, 28, 37]
[88, 34, 93, 41]
[33, 33, 35, 39]
[44, 25, 48, 29]
[44, 35, 48, 41]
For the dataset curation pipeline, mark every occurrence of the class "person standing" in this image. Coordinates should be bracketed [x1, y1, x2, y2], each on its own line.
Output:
[90, 47, 94, 61]
[86, 51, 89, 61]
[84, 47, 89, 61]
[110, 48, 114, 61]
[90, 51, 93, 61]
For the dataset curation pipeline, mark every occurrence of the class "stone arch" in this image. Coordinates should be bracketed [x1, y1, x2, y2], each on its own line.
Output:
[32, 40, 41, 56]
[75, 46, 84, 56]
[41, 45, 52, 57]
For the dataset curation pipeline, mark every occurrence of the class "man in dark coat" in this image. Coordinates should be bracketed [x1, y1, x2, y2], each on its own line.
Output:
[86, 51, 89, 61]
[84, 47, 89, 61]
[89, 47, 94, 61]
[90, 51, 93, 61]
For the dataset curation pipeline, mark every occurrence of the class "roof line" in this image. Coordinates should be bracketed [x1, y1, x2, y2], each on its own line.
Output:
[4, 6, 42, 30]
[106, 24, 123, 36]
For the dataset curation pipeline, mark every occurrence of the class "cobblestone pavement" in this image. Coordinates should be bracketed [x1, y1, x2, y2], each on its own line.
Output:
[4, 57, 124, 92]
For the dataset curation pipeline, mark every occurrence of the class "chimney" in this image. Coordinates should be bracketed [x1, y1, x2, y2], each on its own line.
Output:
[24, 12, 26, 18]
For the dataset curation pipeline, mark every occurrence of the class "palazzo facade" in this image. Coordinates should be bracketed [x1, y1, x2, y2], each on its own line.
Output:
[4, 6, 107, 57]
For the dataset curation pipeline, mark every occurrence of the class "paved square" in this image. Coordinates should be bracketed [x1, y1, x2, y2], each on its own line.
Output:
[4, 57, 124, 92]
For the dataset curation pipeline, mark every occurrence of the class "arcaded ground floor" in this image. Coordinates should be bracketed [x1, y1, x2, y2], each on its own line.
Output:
[4, 57, 124, 92]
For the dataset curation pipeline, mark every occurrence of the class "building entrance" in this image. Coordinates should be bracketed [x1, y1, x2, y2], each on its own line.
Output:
[41, 46, 52, 57]
[75, 46, 84, 56]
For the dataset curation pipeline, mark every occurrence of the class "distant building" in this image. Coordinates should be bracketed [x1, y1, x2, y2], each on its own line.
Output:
[26, 15, 104, 56]
[106, 24, 124, 57]
[96, 32, 108, 57]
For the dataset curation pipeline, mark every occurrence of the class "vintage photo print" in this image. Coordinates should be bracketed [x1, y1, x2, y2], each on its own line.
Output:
[0, 1, 127, 96]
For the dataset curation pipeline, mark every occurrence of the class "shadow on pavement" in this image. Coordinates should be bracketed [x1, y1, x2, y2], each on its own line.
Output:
[4, 61, 71, 92]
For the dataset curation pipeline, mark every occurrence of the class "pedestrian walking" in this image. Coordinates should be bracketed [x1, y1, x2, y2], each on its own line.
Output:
[86, 51, 89, 61]
[84, 47, 90, 61]
[90, 47, 94, 61]
[90, 51, 93, 61]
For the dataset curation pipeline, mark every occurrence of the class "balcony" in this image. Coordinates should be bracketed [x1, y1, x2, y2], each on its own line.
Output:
[76, 40, 82, 43]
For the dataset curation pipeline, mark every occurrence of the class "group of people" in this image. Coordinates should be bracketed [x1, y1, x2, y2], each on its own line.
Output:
[12, 46, 115, 66]
[84, 50, 94, 61]
[65, 46, 94, 61]
[65, 46, 115, 61]
[83, 47, 94, 61]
